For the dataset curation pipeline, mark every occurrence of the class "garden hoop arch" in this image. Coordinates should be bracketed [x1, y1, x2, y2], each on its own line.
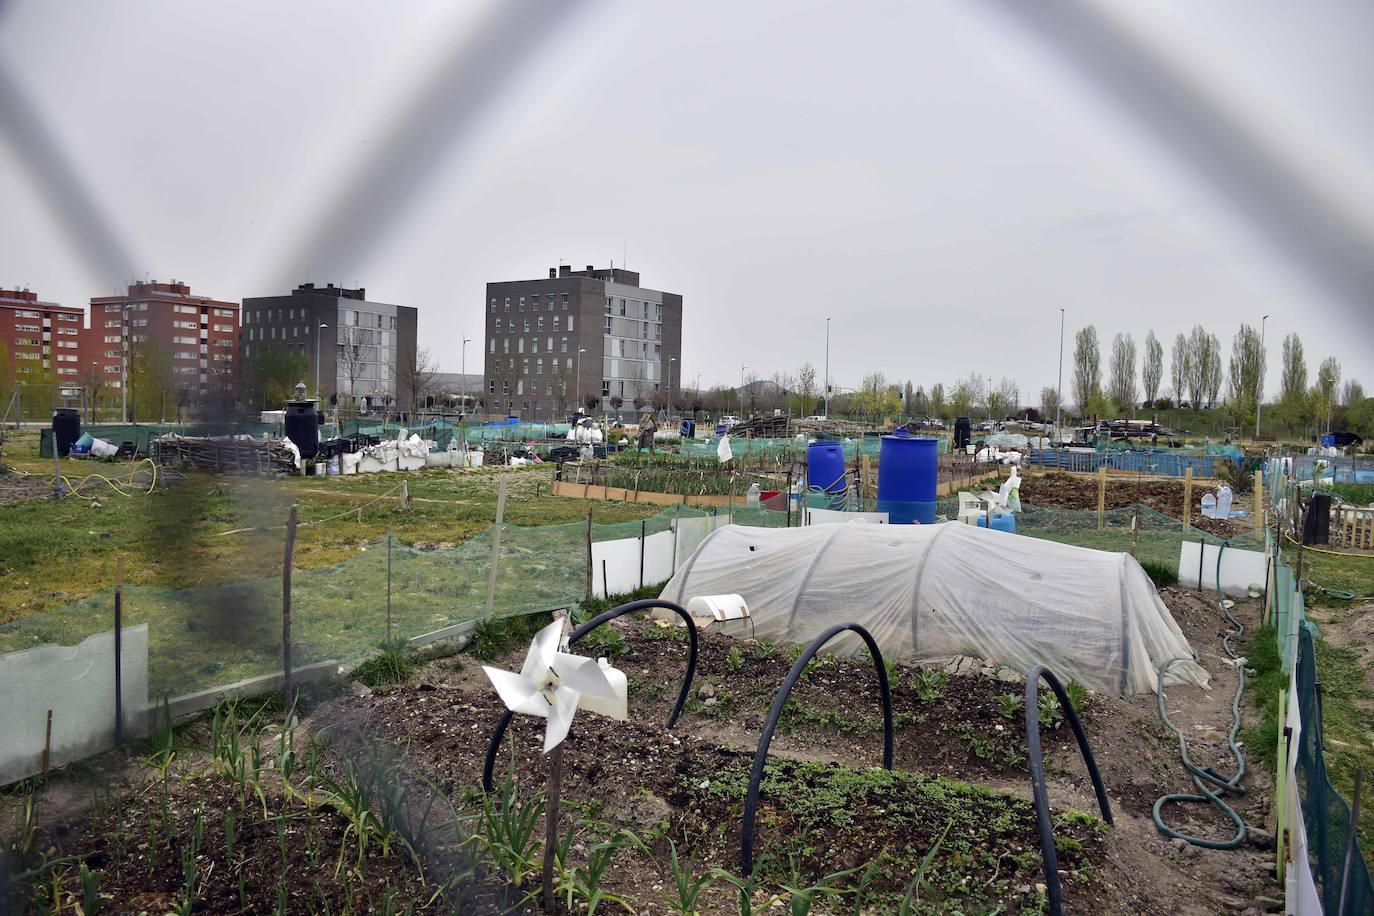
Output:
[1024, 664, 1113, 916]
[481, 598, 698, 793]
[740, 622, 893, 876]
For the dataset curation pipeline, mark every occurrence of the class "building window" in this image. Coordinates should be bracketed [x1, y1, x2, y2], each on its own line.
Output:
[174, 336, 196, 344]
[532, 338, 539, 354]
[602, 380, 610, 396]
[489, 339, 495, 354]
[517, 338, 524, 354]
[517, 380, 523, 395]
[495, 317, 502, 332]
[214, 323, 233, 332]
[566, 358, 572, 371]
[547, 337, 553, 352]
[104, 303, 121, 313]
[57, 327, 78, 335]
[553, 315, 561, 331]
[537, 316, 544, 331]
[567, 315, 574, 332]
[522, 318, 529, 333]
[489, 379, 496, 393]
[174, 320, 196, 330]
[503, 339, 510, 354]
[619, 299, 626, 316]
[504, 297, 510, 312]
[560, 293, 569, 310]
[537, 359, 543, 375]
[519, 297, 525, 312]
[489, 298, 496, 313]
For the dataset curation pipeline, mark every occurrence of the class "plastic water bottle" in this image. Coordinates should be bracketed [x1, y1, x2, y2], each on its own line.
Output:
[746, 483, 761, 504]
[1201, 492, 1217, 519]
[1216, 486, 1233, 519]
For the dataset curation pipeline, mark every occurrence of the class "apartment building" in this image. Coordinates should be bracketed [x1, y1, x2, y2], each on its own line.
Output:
[0, 288, 85, 386]
[87, 280, 240, 400]
[483, 265, 683, 419]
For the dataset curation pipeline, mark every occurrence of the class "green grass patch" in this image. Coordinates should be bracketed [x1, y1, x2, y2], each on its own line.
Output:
[348, 639, 413, 687]
[1139, 559, 1180, 588]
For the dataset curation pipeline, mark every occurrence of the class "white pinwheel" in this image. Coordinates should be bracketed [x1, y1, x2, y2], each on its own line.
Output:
[482, 618, 628, 752]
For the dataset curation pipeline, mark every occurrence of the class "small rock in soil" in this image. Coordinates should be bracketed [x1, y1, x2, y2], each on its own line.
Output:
[698, 684, 716, 699]
[1245, 827, 1275, 850]
[350, 680, 372, 697]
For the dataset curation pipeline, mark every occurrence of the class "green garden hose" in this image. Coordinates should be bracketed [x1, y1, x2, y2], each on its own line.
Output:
[1152, 541, 1250, 849]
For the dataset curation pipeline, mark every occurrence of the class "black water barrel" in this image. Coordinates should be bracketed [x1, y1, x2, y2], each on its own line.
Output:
[284, 400, 320, 459]
[52, 408, 81, 457]
[953, 416, 972, 450]
[1302, 493, 1332, 545]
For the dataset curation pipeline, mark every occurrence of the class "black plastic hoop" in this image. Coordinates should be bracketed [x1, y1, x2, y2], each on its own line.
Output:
[740, 623, 893, 875]
[481, 598, 698, 793]
[1024, 664, 1113, 916]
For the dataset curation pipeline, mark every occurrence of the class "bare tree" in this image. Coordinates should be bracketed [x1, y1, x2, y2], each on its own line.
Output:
[1204, 335, 1224, 408]
[1040, 386, 1061, 421]
[1071, 326, 1100, 414]
[77, 361, 105, 423]
[1225, 324, 1265, 423]
[338, 325, 369, 411]
[1107, 333, 1138, 415]
[1170, 332, 1191, 405]
[794, 362, 818, 415]
[928, 382, 946, 422]
[1141, 331, 1163, 406]
[1343, 379, 1364, 406]
[396, 346, 437, 414]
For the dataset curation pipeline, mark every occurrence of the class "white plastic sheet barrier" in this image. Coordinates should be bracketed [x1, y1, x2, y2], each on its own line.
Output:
[0, 625, 149, 786]
[804, 508, 889, 525]
[588, 521, 729, 600]
[1283, 661, 1322, 914]
[1177, 542, 1267, 598]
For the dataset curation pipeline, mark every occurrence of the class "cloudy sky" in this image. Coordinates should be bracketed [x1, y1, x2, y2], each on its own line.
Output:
[1, 0, 1371, 401]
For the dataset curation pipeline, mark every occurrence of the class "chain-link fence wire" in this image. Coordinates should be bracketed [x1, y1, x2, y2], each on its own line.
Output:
[1026, 447, 1237, 478]
[1295, 625, 1374, 911]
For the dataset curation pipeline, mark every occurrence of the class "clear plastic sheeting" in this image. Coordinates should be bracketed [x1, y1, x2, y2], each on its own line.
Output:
[662, 523, 1207, 695]
[0, 625, 148, 785]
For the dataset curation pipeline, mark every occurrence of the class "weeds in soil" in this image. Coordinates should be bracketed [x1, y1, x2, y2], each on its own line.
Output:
[661, 838, 714, 915]
[727, 645, 745, 670]
[468, 611, 554, 662]
[910, 668, 949, 702]
[581, 622, 630, 660]
[750, 641, 777, 661]
[476, 769, 545, 887]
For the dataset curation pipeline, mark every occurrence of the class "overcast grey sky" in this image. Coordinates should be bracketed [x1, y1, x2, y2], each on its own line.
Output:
[1, 0, 1371, 399]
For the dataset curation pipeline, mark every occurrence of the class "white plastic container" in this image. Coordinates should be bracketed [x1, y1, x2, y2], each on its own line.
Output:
[746, 483, 761, 504]
[1201, 492, 1217, 518]
[1216, 485, 1233, 519]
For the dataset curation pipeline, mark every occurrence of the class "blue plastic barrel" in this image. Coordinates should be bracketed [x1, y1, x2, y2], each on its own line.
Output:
[806, 441, 848, 508]
[877, 436, 939, 524]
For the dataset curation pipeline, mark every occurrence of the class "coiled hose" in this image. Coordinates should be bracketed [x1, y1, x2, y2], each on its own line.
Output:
[1152, 541, 1250, 849]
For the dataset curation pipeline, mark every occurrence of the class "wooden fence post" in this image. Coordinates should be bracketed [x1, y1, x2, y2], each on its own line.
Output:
[1183, 467, 1194, 531]
[1097, 465, 1106, 531]
[282, 504, 298, 705]
[386, 532, 393, 643]
[1254, 469, 1264, 533]
[484, 476, 508, 620]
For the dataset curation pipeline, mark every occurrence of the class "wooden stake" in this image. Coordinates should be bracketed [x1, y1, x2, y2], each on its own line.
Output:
[1097, 465, 1106, 531]
[1130, 509, 1139, 558]
[1254, 470, 1264, 533]
[1183, 467, 1194, 531]
[42, 709, 52, 776]
[484, 476, 508, 620]
[114, 555, 124, 744]
[542, 743, 565, 914]
[282, 504, 299, 704]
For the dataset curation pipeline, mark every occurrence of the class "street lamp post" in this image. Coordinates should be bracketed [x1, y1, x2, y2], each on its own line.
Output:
[1255, 315, 1268, 440]
[120, 302, 132, 423]
[668, 356, 677, 420]
[576, 348, 587, 412]
[315, 323, 329, 402]
[740, 363, 749, 416]
[1057, 308, 1065, 443]
[824, 317, 831, 418]
[987, 377, 993, 424]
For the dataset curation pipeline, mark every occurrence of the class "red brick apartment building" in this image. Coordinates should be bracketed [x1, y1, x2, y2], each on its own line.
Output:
[88, 280, 241, 400]
[0, 287, 85, 384]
